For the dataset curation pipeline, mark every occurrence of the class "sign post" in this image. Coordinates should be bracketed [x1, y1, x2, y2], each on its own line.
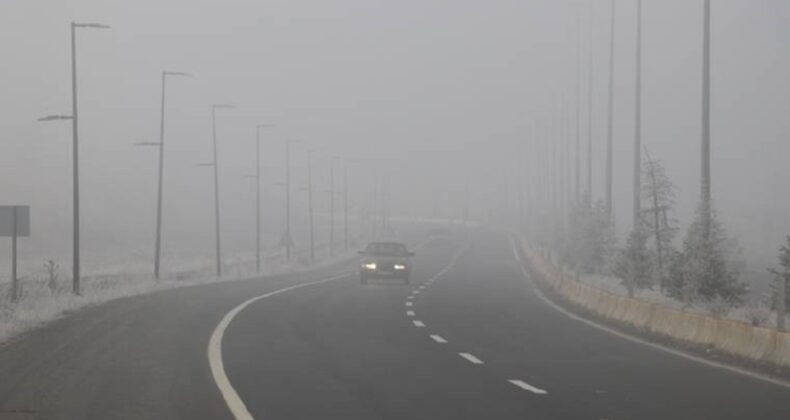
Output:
[0, 206, 30, 301]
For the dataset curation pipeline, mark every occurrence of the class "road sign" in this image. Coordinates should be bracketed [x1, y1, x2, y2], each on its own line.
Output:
[0, 206, 30, 301]
[0, 206, 30, 237]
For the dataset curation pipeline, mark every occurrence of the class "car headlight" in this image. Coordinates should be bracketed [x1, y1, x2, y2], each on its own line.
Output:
[363, 262, 377, 270]
[394, 264, 406, 270]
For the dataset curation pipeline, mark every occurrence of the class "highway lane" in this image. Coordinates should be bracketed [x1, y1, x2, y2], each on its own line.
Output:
[1, 225, 789, 419]
[0, 264, 353, 420]
[224, 228, 790, 420]
[221, 237, 549, 419]
[415, 229, 790, 419]
[0, 223, 426, 420]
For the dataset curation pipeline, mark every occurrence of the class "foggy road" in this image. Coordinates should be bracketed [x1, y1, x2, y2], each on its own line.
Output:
[0, 227, 789, 420]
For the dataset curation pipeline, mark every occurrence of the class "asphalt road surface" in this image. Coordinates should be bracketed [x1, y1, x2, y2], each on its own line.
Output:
[0, 225, 789, 419]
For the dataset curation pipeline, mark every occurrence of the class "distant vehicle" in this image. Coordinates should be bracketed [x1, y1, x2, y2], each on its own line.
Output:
[358, 242, 414, 285]
[430, 226, 451, 236]
[429, 226, 454, 246]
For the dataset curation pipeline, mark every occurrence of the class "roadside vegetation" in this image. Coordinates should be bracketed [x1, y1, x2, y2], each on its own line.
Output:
[539, 151, 787, 330]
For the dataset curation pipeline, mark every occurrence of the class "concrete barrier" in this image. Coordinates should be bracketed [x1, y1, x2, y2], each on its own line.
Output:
[519, 237, 790, 369]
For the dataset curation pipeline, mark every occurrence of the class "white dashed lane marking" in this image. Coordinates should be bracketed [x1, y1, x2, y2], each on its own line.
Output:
[459, 353, 485, 365]
[406, 302, 413, 307]
[406, 311, 415, 316]
[508, 379, 548, 395]
[413, 320, 426, 327]
[430, 334, 448, 344]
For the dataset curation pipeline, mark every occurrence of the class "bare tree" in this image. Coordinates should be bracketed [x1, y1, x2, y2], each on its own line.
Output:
[44, 260, 59, 292]
[641, 147, 678, 284]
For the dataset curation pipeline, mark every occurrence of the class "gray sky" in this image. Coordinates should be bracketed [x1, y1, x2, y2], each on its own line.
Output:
[1, 0, 789, 276]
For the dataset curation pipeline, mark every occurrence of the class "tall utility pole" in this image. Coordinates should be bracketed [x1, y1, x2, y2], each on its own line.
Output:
[254, 124, 273, 273]
[371, 172, 378, 240]
[153, 70, 192, 280]
[285, 140, 295, 262]
[344, 164, 349, 251]
[587, 0, 594, 204]
[210, 104, 234, 277]
[463, 176, 470, 226]
[307, 150, 315, 264]
[633, 0, 643, 230]
[329, 157, 337, 256]
[70, 22, 109, 295]
[605, 0, 616, 219]
[701, 0, 712, 239]
[553, 117, 560, 245]
[575, 12, 582, 204]
[559, 100, 566, 231]
[382, 175, 390, 232]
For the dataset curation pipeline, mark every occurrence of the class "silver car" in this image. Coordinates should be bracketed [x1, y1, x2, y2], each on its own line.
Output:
[358, 242, 414, 285]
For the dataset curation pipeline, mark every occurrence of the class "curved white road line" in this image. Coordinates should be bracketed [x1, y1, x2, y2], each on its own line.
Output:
[208, 273, 352, 420]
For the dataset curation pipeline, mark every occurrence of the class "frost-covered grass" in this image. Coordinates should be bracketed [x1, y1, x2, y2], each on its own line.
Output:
[0, 241, 361, 346]
[575, 271, 785, 328]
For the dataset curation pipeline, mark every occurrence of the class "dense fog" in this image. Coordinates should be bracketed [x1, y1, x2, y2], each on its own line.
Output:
[1, 0, 789, 293]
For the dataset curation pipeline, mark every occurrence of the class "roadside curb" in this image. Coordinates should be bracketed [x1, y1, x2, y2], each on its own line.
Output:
[512, 234, 790, 386]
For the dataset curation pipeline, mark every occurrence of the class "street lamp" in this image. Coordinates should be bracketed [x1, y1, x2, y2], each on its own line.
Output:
[151, 71, 192, 279]
[343, 162, 349, 251]
[38, 22, 109, 295]
[37, 22, 109, 296]
[67, 21, 109, 294]
[633, 0, 643, 230]
[306, 149, 315, 264]
[329, 156, 340, 257]
[135, 71, 192, 280]
[253, 124, 274, 273]
[284, 139, 299, 262]
[37, 115, 74, 122]
[207, 104, 235, 276]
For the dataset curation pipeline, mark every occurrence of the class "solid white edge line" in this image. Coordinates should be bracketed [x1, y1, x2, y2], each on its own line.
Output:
[430, 334, 448, 344]
[413, 320, 426, 327]
[208, 272, 352, 419]
[508, 379, 547, 395]
[509, 237, 790, 390]
[459, 352, 484, 364]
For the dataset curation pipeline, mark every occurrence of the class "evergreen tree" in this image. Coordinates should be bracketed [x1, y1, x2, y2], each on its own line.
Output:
[613, 222, 654, 298]
[665, 249, 694, 306]
[768, 236, 790, 310]
[563, 198, 616, 275]
[677, 202, 747, 305]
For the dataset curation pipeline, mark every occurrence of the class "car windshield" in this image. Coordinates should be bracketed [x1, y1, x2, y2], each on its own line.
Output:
[366, 243, 408, 257]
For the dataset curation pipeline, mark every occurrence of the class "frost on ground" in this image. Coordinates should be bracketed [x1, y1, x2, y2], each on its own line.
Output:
[577, 271, 784, 328]
[0, 241, 359, 346]
[0, 219, 447, 346]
